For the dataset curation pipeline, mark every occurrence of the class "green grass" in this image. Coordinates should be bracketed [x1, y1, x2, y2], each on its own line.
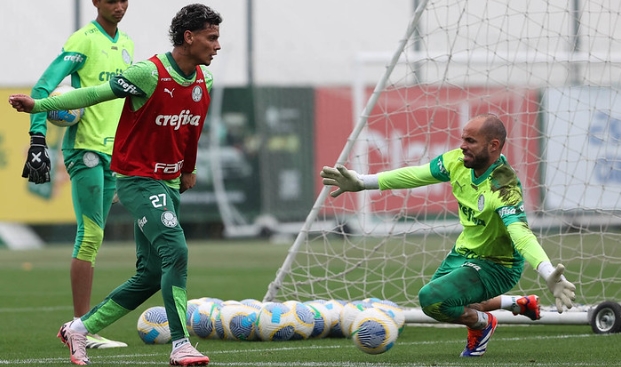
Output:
[1, 240, 620, 366]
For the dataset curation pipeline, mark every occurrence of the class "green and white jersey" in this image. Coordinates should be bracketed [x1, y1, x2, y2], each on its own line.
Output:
[377, 148, 548, 269]
[30, 21, 134, 155]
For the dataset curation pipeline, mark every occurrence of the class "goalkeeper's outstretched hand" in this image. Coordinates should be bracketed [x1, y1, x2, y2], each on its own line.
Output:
[545, 263, 576, 313]
[321, 164, 364, 198]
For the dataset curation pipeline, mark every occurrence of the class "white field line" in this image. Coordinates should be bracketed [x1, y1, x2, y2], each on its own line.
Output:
[0, 305, 72, 313]
[0, 333, 611, 366]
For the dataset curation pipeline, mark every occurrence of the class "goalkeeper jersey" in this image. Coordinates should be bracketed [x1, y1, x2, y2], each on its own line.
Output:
[377, 148, 549, 269]
[29, 21, 134, 155]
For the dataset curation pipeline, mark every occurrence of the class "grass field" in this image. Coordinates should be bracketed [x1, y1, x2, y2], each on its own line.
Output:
[1, 240, 620, 366]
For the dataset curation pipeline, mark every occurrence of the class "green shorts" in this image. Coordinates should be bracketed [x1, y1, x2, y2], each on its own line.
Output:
[418, 248, 523, 322]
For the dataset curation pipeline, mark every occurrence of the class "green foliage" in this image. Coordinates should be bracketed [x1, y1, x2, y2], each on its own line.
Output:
[0, 241, 619, 366]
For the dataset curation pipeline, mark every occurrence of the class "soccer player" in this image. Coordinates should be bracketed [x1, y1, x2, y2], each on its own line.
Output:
[9, 3, 221, 366]
[22, 0, 133, 349]
[320, 113, 576, 357]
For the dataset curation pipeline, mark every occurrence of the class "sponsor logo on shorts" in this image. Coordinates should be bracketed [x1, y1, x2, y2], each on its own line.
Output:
[83, 152, 100, 168]
[138, 216, 148, 231]
[161, 211, 178, 228]
[462, 262, 481, 271]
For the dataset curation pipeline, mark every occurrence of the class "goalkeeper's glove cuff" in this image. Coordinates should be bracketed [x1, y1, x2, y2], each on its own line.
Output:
[29, 133, 47, 147]
[537, 261, 566, 281]
[536, 261, 554, 279]
[359, 173, 379, 190]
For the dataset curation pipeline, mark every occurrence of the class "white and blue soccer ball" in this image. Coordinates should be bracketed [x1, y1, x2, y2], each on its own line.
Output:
[351, 307, 399, 355]
[216, 304, 258, 341]
[191, 301, 221, 339]
[283, 301, 315, 340]
[370, 299, 406, 335]
[240, 298, 264, 311]
[304, 301, 332, 339]
[323, 299, 346, 338]
[340, 300, 373, 338]
[186, 299, 204, 336]
[255, 302, 296, 341]
[137, 306, 171, 344]
[46, 85, 84, 127]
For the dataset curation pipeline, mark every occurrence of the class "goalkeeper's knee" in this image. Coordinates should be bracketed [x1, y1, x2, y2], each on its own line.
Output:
[419, 284, 461, 322]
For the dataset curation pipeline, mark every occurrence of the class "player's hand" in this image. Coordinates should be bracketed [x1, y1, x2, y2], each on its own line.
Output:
[8, 94, 35, 113]
[180, 172, 196, 193]
[545, 263, 576, 313]
[22, 134, 51, 184]
[320, 164, 364, 198]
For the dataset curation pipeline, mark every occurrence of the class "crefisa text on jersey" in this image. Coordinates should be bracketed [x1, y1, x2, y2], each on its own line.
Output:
[155, 110, 201, 130]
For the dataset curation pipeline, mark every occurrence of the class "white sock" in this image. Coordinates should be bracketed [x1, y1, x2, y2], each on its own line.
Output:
[69, 318, 89, 335]
[172, 338, 190, 351]
[471, 311, 489, 329]
[500, 295, 521, 314]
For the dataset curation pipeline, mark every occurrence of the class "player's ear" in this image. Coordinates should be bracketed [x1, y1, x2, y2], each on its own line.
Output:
[184, 30, 194, 45]
[489, 138, 501, 153]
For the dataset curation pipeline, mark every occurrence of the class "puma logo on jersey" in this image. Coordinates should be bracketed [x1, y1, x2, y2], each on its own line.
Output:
[164, 88, 175, 98]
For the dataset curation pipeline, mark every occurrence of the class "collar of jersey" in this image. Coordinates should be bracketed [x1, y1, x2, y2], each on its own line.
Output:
[470, 155, 507, 185]
[92, 21, 119, 43]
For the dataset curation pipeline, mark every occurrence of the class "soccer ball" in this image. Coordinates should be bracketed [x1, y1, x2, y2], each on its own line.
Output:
[46, 85, 84, 127]
[323, 299, 346, 338]
[216, 304, 258, 341]
[370, 299, 406, 335]
[255, 302, 296, 341]
[283, 300, 315, 340]
[191, 301, 221, 339]
[240, 298, 263, 310]
[351, 307, 399, 355]
[340, 300, 373, 338]
[304, 301, 332, 339]
[137, 306, 171, 344]
[186, 299, 204, 336]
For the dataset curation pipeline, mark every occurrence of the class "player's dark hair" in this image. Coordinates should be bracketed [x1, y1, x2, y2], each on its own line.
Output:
[169, 4, 222, 46]
[476, 113, 507, 150]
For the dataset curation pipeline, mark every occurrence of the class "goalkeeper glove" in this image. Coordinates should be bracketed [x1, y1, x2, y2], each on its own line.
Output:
[320, 164, 365, 198]
[22, 133, 51, 184]
[537, 262, 576, 313]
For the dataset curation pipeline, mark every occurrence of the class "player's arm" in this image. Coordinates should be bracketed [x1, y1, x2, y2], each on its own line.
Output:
[16, 51, 86, 184]
[31, 83, 118, 113]
[320, 154, 446, 198]
[27, 60, 152, 114]
[29, 51, 86, 135]
[501, 207, 576, 312]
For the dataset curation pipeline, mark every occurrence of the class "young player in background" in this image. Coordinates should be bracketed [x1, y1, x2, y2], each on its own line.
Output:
[321, 114, 576, 357]
[23, 0, 133, 349]
[10, 3, 222, 365]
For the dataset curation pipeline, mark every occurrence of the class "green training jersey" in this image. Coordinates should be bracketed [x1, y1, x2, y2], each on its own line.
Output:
[378, 148, 545, 268]
[30, 21, 134, 155]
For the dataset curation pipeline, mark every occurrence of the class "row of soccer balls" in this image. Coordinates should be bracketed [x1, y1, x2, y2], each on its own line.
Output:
[137, 297, 405, 355]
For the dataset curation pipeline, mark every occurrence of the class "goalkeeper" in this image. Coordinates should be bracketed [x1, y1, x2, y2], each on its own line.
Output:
[321, 113, 576, 357]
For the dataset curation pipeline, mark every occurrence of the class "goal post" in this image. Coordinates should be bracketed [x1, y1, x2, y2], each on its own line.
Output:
[264, 0, 621, 327]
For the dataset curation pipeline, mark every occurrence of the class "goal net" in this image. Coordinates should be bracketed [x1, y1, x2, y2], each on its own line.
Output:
[263, 0, 621, 324]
